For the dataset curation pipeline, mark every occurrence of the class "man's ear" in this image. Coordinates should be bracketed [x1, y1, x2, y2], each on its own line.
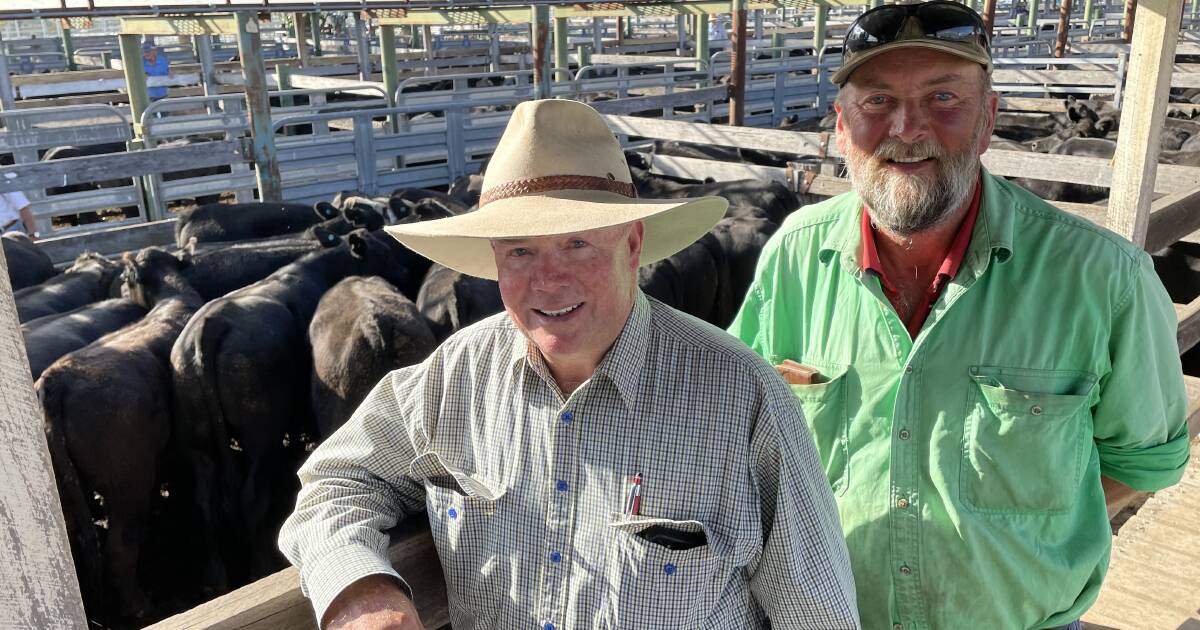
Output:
[834, 100, 848, 154]
[978, 90, 1000, 156]
[627, 221, 645, 269]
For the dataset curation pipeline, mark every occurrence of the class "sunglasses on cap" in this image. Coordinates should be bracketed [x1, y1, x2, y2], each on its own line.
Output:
[843, 0, 991, 54]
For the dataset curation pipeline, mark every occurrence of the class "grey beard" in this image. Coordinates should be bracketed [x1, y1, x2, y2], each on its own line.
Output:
[846, 131, 983, 238]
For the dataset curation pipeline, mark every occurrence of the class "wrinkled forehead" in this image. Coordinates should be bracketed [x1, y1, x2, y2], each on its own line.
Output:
[490, 223, 633, 248]
[846, 48, 988, 91]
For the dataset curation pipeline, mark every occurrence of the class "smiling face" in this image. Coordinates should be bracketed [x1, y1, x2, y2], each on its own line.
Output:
[836, 47, 998, 236]
[491, 222, 644, 383]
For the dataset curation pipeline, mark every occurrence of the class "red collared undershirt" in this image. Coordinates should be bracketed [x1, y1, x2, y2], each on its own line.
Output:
[860, 178, 981, 339]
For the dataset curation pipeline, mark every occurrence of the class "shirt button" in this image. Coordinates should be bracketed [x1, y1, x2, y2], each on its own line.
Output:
[561, 411, 573, 424]
[663, 563, 677, 576]
[894, 624, 904, 630]
[1030, 405, 1043, 416]
[447, 507, 458, 520]
[556, 479, 569, 492]
[904, 365, 914, 374]
[897, 498, 909, 509]
[550, 551, 561, 563]
[899, 565, 912, 575]
[898, 429, 910, 440]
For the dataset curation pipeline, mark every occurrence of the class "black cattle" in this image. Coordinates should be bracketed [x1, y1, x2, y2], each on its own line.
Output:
[174, 201, 340, 247]
[309, 276, 437, 438]
[331, 191, 407, 224]
[415, 263, 504, 341]
[630, 170, 803, 225]
[169, 230, 427, 592]
[1011, 137, 1115, 203]
[447, 174, 484, 208]
[3, 233, 56, 290]
[23, 298, 148, 380]
[710, 210, 779, 327]
[16, 252, 122, 323]
[39, 247, 203, 625]
[638, 231, 732, 326]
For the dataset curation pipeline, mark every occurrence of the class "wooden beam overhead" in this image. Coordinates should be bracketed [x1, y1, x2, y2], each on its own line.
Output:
[378, 8, 533, 25]
[120, 15, 240, 35]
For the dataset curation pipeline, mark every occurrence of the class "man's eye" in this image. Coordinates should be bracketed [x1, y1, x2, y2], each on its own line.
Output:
[510, 247, 529, 257]
[867, 95, 890, 106]
[934, 92, 956, 102]
[571, 239, 587, 248]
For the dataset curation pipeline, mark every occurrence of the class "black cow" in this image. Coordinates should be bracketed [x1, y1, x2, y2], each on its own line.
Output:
[3, 233, 56, 290]
[309, 276, 437, 438]
[169, 230, 426, 591]
[415, 263, 504, 341]
[174, 201, 340, 247]
[638, 231, 732, 326]
[23, 298, 148, 380]
[447, 174, 484, 208]
[39, 247, 203, 625]
[710, 210, 779, 327]
[15, 252, 123, 323]
[1011, 137, 1115, 203]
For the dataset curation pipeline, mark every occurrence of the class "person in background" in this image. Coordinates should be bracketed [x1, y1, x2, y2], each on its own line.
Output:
[142, 40, 170, 102]
[1, 191, 38, 239]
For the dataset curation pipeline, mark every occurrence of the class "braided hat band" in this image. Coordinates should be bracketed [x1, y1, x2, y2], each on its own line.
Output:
[479, 174, 638, 207]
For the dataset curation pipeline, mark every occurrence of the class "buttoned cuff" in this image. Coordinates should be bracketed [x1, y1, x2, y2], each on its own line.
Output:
[1098, 432, 1191, 492]
[300, 546, 414, 627]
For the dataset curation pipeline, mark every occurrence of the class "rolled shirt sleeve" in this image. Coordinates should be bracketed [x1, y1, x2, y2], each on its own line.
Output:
[1093, 250, 1190, 492]
[278, 360, 437, 622]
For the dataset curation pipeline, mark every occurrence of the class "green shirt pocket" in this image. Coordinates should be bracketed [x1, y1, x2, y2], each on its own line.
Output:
[960, 367, 1097, 514]
[788, 364, 850, 495]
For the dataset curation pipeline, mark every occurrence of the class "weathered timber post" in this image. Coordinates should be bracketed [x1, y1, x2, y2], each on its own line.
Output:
[293, 13, 311, 67]
[59, 20, 76, 71]
[310, 12, 323, 56]
[677, 15, 689, 55]
[730, 0, 748, 126]
[753, 9, 765, 39]
[983, 0, 999, 35]
[532, 5, 552, 98]
[1123, 0, 1138, 40]
[1106, 0, 1183, 246]
[275, 63, 294, 108]
[355, 12, 372, 81]
[593, 17, 605, 52]
[0, 245, 87, 629]
[616, 16, 625, 45]
[235, 12, 282, 202]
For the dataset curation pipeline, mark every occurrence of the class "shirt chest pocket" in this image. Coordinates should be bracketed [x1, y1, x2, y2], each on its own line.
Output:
[788, 364, 850, 495]
[959, 367, 1097, 514]
[420, 459, 507, 620]
[606, 515, 727, 630]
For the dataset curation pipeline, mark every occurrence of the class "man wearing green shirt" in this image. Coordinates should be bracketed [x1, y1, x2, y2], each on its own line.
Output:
[729, 2, 1190, 629]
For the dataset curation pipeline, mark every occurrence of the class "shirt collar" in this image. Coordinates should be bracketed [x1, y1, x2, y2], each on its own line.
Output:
[508, 289, 650, 411]
[859, 176, 982, 289]
[819, 166, 1014, 272]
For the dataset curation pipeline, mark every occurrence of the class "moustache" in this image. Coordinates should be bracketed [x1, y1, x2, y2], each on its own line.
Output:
[872, 141, 946, 163]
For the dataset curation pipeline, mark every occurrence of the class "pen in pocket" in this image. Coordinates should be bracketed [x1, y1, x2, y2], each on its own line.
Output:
[623, 473, 642, 516]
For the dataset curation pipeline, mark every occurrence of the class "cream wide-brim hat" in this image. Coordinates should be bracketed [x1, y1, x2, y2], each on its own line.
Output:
[384, 99, 728, 280]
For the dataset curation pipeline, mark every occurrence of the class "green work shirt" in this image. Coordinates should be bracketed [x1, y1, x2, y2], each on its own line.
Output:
[728, 169, 1190, 630]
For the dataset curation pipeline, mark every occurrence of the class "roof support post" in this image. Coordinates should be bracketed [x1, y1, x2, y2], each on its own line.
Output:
[0, 258, 87, 630]
[1123, 0, 1137, 40]
[421, 25, 434, 76]
[753, 9, 764, 39]
[1106, 0, 1183, 246]
[730, 0, 748, 126]
[0, 33, 14, 111]
[195, 33, 217, 99]
[1028, 0, 1041, 35]
[555, 16, 570, 75]
[355, 12, 372, 81]
[310, 12, 323, 56]
[695, 11, 710, 69]
[593, 17, 604, 52]
[380, 24, 398, 105]
[489, 24, 501, 72]
[118, 33, 149, 137]
[616, 16, 625, 45]
[814, 3, 827, 58]
[1056, 0, 1073, 56]
[532, 5, 552, 99]
[1084, 0, 1096, 25]
[982, 0, 998, 35]
[60, 20, 76, 71]
[293, 12, 311, 67]
[677, 15, 689, 55]
[235, 12, 282, 202]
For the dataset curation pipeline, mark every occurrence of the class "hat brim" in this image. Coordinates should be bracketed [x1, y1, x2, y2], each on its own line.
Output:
[384, 190, 728, 280]
[831, 40, 992, 85]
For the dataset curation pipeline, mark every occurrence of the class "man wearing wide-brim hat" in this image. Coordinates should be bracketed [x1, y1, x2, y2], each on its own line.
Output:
[279, 99, 860, 630]
[729, 2, 1188, 629]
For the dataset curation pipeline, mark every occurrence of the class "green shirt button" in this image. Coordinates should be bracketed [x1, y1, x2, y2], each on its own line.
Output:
[1031, 405, 1043, 416]
[897, 498, 910, 509]
[899, 565, 912, 575]
[898, 429, 910, 440]
[894, 625, 904, 630]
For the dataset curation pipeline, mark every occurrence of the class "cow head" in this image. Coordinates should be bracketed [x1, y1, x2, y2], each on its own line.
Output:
[121, 247, 192, 309]
[347, 230, 369, 259]
[311, 226, 342, 248]
[313, 201, 340, 221]
[343, 203, 386, 231]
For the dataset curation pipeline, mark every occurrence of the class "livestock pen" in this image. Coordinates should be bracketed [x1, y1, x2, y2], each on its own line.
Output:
[1, 0, 1200, 628]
